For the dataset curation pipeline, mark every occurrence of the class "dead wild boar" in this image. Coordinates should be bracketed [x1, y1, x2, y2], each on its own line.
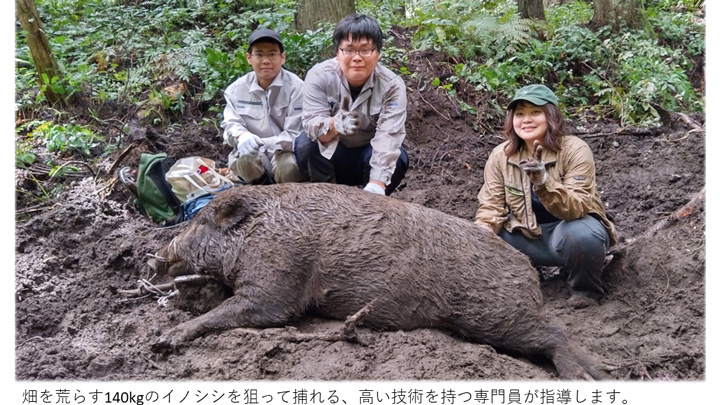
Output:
[147, 183, 607, 379]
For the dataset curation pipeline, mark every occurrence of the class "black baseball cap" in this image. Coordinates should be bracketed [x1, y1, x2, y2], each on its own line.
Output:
[248, 28, 283, 52]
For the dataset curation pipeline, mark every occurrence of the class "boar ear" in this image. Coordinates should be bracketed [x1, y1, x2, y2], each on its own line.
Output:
[213, 195, 249, 231]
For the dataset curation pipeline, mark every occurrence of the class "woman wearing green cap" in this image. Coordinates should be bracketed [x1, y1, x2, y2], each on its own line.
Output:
[475, 84, 617, 308]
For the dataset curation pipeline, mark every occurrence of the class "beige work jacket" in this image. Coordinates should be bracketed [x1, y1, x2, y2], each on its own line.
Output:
[475, 135, 617, 245]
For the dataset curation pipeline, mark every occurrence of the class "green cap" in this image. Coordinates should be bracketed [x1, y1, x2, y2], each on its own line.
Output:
[507, 84, 558, 110]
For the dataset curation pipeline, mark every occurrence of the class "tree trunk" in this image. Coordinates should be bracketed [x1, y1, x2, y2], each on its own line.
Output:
[589, 0, 650, 33]
[16, 0, 65, 106]
[517, 0, 546, 20]
[295, 0, 356, 32]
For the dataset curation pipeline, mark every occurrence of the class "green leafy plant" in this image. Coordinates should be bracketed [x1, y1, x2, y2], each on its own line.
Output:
[30, 121, 104, 157]
[447, 1, 703, 126]
[409, 0, 530, 60]
[149, 88, 186, 117]
[15, 140, 36, 168]
[16, 0, 703, 138]
[283, 27, 335, 79]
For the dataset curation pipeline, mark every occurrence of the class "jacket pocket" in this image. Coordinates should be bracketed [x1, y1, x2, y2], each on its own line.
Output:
[235, 100, 265, 121]
[504, 185, 524, 197]
[270, 105, 288, 123]
[504, 185, 526, 222]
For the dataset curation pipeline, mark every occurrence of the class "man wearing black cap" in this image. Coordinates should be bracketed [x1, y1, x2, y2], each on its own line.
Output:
[221, 28, 304, 184]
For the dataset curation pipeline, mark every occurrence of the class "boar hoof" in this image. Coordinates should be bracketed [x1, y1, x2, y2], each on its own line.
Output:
[151, 328, 191, 353]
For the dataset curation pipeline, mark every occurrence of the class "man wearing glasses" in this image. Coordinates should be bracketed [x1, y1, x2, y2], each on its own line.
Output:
[295, 14, 409, 196]
[221, 28, 304, 184]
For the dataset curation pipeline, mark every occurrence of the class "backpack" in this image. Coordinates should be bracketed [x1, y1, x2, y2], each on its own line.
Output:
[135, 153, 183, 224]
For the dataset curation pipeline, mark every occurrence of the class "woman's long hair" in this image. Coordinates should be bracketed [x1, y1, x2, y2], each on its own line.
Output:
[502, 101, 567, 157]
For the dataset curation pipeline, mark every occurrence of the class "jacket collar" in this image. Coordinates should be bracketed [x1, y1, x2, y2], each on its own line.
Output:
[249, 69, 285, 94]
[507, 141, 559, 165]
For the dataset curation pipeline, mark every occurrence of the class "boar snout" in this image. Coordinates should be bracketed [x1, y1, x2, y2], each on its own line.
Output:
[147, 253, 192, 278]
[146, 256, 168, 277]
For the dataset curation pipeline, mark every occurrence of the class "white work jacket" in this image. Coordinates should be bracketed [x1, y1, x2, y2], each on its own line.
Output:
[303, 58, 407, 184]
[221, 69, 303, 154]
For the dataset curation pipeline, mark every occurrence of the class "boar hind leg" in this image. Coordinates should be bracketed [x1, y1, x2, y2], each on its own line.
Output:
[457, 318, 596, 380]
[496, 324, 596, 380]
[568, 343, 611, 380]
[508, 327, 600, 380]
[152, 295, 296, 352]
[518, 326, 609, 380]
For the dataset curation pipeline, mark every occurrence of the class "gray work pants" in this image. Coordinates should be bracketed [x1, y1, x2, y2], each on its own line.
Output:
[499, 215, 610, 300]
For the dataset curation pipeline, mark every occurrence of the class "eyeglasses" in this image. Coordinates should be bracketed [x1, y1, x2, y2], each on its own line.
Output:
[251, 52, 281, 60]
[339, 47, 376, 57]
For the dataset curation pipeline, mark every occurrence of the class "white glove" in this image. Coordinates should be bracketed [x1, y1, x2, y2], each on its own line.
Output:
[363, 182, 386, 195]
[236, 134, 263, 157]
[333, 111, 360, 136]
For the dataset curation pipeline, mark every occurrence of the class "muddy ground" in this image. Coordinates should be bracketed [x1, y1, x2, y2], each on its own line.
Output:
[14, 49, 706, 383]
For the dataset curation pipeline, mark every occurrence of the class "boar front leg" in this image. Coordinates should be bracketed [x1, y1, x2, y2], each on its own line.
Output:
[152, 294, 295, 352]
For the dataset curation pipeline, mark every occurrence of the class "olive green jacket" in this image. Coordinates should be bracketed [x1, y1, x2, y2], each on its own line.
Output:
[475, 135, 617, 245]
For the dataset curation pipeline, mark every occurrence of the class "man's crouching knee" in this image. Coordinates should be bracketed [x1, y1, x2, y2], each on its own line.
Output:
[272, 152, 302, 183]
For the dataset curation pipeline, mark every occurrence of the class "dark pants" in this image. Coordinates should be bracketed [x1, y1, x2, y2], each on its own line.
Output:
[294, 131, 409, 196]
[498, 215, 611, 300]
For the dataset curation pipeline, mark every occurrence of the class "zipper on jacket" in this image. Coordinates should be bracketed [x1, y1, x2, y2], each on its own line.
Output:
[507, 160, 537, 232]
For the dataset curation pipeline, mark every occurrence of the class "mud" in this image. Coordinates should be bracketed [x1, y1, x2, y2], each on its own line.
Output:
[14, 55, 705, 382]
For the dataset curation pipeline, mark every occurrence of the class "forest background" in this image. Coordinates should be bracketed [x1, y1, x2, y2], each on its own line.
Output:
[10, 0, 707, 206]
[5, 0, 719, 402]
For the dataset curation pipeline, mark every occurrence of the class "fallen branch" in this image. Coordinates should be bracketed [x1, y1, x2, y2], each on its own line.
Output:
[434, 123, 453, 142]
[16, 203, 57, 216]
[17, 336, 46, 348]
[26, 163, 86, 178]
[274, 299, 377, 345]
[91, 177, 119, 196]
[49, 160, 97, 179]
[578, 125, 665, 138]
[614, 127, 662, 136]
[647, 186, 704, 233]
[676, 112, 703, 131]
[663, 128, 702, 143]
[417, 90, 452, 121]
[145, 355, 167, 371]
[341, 298, 376, 343]
[107, 141, 139, 178]
[609, 186, 705, 257]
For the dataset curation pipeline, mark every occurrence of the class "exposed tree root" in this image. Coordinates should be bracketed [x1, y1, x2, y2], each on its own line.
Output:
[609, 186, 705, 258]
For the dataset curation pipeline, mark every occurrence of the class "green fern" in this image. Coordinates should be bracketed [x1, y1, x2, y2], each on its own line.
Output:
[411, 0, 531, 60]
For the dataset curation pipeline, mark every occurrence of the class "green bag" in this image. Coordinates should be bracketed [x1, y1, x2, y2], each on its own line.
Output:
[135, 153, 183, 223]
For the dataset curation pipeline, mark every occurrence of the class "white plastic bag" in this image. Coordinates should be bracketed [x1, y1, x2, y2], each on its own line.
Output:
[165, 157, 233, 202]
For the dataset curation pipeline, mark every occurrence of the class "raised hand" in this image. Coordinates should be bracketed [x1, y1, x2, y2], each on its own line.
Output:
[519, 140, 547, 185]
[333, 96, 360, 136]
